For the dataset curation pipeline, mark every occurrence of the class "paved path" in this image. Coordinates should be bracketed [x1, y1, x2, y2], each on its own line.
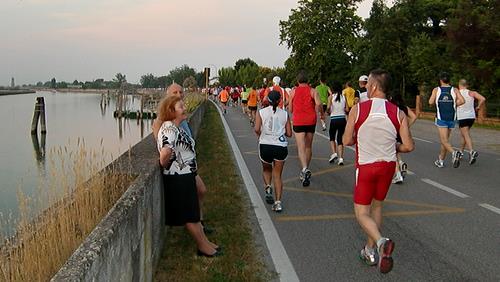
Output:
[216, 102, 500, 281]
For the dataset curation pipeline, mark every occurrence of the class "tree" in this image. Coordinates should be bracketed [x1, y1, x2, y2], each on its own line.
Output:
[140, 73, 157, 88]
[237, 64, 260, 87]
[114, 73, 127, 88]
[279, 0, 363, 84]
[218, 67, 237, 87]
[183, 76, 197, 89]
[50, 78, 56, 89]
[167, 65, 196, 85]
[234, 58, 258, 72]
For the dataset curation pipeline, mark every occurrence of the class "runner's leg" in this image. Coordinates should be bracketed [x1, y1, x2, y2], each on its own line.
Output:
[272, 160, 285, 201]
[304, 132, 314, 168]
[294, 132, 307, 169]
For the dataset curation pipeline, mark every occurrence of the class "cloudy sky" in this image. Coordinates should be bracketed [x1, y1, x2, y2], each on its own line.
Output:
[1, 0, 381, 85]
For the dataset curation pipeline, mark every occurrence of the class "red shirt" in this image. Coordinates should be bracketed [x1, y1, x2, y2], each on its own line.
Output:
[292, 85, 316, 126]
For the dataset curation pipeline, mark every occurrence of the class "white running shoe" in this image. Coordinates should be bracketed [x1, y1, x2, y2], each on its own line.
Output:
[434, 159, 444, 168]
[329, 153, 338, 163]
[392, 172, 403, 184]
[469, 150, 478, 165]
[272, 201, 283, 212]
[452, 151, 461, 168]
[338, 158, 344, 166]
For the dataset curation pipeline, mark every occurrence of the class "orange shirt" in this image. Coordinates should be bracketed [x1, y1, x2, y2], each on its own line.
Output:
[247, 89, 258, 107]
[219, 90, 229, 102]
[264, 85, 289, 109]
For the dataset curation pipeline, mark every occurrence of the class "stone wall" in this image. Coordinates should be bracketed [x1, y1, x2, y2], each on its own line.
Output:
[51, 101, 207, 281]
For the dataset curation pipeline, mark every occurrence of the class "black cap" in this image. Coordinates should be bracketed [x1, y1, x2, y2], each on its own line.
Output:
[267, 90, 281, 104]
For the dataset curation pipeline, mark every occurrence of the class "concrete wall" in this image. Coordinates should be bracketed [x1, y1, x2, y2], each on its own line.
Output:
[51, 101, 207, 282]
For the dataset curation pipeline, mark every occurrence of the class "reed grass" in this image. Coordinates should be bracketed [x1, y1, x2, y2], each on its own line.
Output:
[0, 139, 135, 281]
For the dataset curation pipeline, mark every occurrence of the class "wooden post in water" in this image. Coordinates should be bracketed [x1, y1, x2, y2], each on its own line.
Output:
[31, 97, 47, 134]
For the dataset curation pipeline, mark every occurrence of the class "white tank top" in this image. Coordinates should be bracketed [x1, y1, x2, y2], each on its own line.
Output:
[456, 89, 475, 120]
[355, 98, 400, 165]
[329, 93, 346, 118]
[258, 107, 288, 147]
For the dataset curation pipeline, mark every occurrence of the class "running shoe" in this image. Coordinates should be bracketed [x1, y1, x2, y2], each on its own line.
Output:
[329, 153, 338, 163]
[392, 172, 403, 184]
[264, 185, 274, 204]
[434, 159, 444, 168]
[377, 238, 395, 274]
[302, 169, 312, 187]
[272, 201, 283, 212]
[359, 246, 378, 266]
[452, 151, 461, 168]
[469, 150, 478, 165]
[400, 161, 408, 178]
[322, 123, 327, 131]
[338, 158, 344, 166]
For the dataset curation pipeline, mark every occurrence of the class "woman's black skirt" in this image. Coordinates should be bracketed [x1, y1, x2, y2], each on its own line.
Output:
[163, 173, 200, 226]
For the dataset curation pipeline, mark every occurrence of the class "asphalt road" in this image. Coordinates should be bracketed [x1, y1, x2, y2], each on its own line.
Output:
[219, 102, 500, 281]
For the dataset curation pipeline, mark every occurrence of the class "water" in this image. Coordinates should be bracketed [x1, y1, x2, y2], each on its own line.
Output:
[0, 91, 152, 236]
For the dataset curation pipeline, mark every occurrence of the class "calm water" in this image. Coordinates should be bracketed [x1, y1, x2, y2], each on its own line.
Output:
[0, 91, 152, 236]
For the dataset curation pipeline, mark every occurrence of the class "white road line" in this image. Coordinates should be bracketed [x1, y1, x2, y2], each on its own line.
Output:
[414, 137, 433, 143]
[210, 100, 299, 282]
[479, 203, 500, 215]
[421, 178, 470, 198]
[407, 170, 415, 175]
[315, 131, 355, 152]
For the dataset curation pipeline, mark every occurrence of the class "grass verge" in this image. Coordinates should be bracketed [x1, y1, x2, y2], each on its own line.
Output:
[154, 103, 272, 282]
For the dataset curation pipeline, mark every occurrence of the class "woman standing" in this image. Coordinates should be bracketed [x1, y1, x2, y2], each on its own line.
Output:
[255, 91, 292, 212]
[157, 96, 221, 257]
[327, 83, 348, 165]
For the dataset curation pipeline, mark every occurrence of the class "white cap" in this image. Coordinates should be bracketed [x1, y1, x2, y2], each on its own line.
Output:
[359, 75, 368, 82]
[272, 76, 281, 85]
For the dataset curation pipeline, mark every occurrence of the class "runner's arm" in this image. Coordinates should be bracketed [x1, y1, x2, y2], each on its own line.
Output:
[254, 111, 262, 137]
[406, 106, 417, 127]
[454, 88, 465, 107]
[397, 112, 414, 153]
[472, 91, 486, 111]
[285, 114, 292, 137]
[342, 104, 358, 146]
[326, 95, 332, 115]
[312, 89, 323, 115]
[428, 88, 437, 106]
[289, 89, 295, 114]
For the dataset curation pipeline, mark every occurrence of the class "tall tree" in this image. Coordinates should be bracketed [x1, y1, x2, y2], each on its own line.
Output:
[167, 65, 196, 85]
[234, 58, 258, 72]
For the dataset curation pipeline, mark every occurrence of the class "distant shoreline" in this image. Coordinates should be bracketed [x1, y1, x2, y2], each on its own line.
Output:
[0, 90, 36, 96]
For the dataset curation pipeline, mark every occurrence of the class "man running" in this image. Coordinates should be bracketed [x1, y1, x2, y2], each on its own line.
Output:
[240, 86, 249, 114]
[219, 87, 230, 114]
[343, 69, 414, 274]
[356, 75, 369, 103]
[456, 79, 486, 165]
[316, 77, 332, 131]
[263, 76, 289, 110]
[247, 86, 258, 126]
[429, 72, 465, 168]
[289, 70, 322, 186]
[343, 82, 356, 112]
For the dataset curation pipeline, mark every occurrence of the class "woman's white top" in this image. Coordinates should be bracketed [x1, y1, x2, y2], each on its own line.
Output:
[258, 107, 288, 147]
[157, 121, 197, 175]
[329, 93, 346, 119]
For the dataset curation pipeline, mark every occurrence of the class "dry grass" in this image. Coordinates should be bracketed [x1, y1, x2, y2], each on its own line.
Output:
[154, 103, 272, 282]
[0, 139, 135, 281]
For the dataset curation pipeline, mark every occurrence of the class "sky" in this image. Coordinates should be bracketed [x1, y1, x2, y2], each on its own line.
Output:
[1, 0, 383, 85]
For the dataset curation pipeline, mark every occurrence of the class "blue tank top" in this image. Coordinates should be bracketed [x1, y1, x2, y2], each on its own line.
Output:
[436, 86, 456, 121]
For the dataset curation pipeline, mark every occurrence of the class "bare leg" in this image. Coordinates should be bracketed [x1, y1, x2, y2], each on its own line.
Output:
[272, 161, 285, 201]
[195, 175, 206, 220]
[354, 203, 383, 249]
[304, 132, 314, 167]
[459, 126, 473, 152]
[262, 162, 273, 187]
[330, 141, 337, 155]
[438, 127, 454, 160]
[185, 222, 217, 254]
[294, 132, 307, 169]
[338, 144, 344, 159]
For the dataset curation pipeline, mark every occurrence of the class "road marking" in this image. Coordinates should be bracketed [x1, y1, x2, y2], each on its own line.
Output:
[282, 164, 354, 184]
[479, 203, 500, 215]
[277, 187, 465, 222]
[407, 170, 415, 175]
[210, 100, 299, 282]
[421, 178, 470, 198]
[414, 137, 433, 143]
[315, 131, 356, 152]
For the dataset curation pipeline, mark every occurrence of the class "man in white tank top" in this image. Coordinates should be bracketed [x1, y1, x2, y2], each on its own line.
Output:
[343, 69, 414, 274]
[456, 79, 486, 165]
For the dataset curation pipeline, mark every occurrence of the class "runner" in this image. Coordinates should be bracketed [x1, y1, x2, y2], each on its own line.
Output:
[316, 78, 333, 131]
[343, 69, 414, 274]
[247, 85, 258, 126]
[231, 87, 240, 107]
[240, 86, 249, 114]
[389, 94, 417, 183]
[289, 70, 322, 186]
[428, 72, 465, 168]
[263, 76, 289, 110]
[219, 87, 230, 114]
[326, 82, 348, 165]
[356, 75, 369, 103]
[456, 79, 486, 165]
[254, 90, 292, 212]
[343, 82, 356, 112]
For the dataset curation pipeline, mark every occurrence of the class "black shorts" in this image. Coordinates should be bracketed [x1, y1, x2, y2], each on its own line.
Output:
[163, 173, 200, 226]
[322, 104, 327, 113]
[242, 100, 248, 104]
[248, 106, 257, 111]
[293, 125, 316, 133]
[221, 101, 227, 105]
[458, 118, 475, 128]
[329, 118, 346, 145]
[259, 144, 288, 164]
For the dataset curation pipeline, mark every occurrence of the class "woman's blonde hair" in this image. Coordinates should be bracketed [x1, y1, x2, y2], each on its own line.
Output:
[157, 95, 182, 122]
